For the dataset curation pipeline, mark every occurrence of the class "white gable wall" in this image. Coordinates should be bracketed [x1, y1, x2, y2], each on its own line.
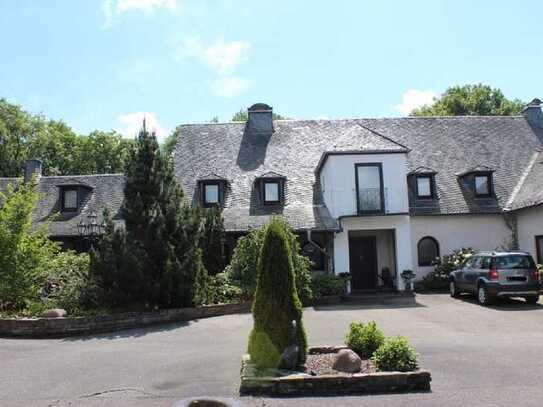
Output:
[516, 205, 543, 263]
[319, 153, 409, 218]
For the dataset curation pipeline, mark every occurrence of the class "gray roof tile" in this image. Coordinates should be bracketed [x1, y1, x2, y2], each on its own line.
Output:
[174, 116, 543, 229]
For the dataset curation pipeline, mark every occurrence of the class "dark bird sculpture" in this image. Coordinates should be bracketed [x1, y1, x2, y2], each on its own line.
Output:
[278, 320, 300, 371]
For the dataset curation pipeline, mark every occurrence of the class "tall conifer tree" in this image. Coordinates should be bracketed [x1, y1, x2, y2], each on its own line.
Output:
[200, 206, 225, 276]
[91, 121, 206, 308]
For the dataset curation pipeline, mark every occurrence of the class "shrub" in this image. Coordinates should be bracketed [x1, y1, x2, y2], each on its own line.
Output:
[0, 182, 59, 310]
[248, 219, 307, 369]
[205, 272, 242, 304]
[417, 247, 475, 291]
[372, 336, 419, 372]
[225, 219, 313, 303]
[311, 274, 347, 298]
[345, 321, 385, 359]
[43, 251, 100, 314]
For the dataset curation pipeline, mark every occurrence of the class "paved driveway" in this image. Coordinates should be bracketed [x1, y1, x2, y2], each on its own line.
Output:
[2, 294, 543, 407]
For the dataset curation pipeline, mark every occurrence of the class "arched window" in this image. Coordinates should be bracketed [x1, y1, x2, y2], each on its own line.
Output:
[418, 236, 440, 266]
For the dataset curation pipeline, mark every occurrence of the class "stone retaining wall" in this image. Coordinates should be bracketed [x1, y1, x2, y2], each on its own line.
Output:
[0, 302, 251, 338]
[240, 349, 432, 396]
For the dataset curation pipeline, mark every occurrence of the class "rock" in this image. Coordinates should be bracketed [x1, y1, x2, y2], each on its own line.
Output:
[40, 308, 67, 318]
[332, 349, 362, 373]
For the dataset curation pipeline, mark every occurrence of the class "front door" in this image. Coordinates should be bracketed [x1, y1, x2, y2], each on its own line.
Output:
[349, 236, 378, 290]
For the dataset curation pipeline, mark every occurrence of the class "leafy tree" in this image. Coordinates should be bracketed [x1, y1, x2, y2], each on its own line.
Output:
[248, 219, 307, 369]
[91, 123, 206, 308]
[231, 109, 287, 122]
[200, 206, 225, 276]
[0, 98, 134, 177]
[410, 84, 524, 116]
[225, 220, 312, 302]
[0, 181, 59, 309]
[78, 131, 134, 174]
[162, 125, 181, 157]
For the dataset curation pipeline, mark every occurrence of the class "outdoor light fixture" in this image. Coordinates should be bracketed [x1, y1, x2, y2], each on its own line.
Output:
[77, 211, 105, 248]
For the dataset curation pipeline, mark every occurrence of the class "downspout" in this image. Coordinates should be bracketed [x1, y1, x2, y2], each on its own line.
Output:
[307, 230, 331, 272]
[503, 212, 519, 251]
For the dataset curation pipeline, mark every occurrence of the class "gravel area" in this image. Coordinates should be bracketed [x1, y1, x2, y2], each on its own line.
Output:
[304, 352, 376, 375]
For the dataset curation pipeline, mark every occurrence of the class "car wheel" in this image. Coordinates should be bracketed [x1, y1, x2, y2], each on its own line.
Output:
[525, 295, 539, 305]
[477, 285, 492, 306]
[450, 280, 460, 298]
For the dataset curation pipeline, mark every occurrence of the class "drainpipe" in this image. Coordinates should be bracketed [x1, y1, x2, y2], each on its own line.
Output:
[307, 230, 327, 256]
[307, 230, 333, 274]
[503, 212, 519, 251]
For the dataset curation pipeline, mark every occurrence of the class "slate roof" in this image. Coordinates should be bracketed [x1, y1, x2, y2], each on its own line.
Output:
[509, 151, 543, 210]
[0, 175, 125, 237]
[174, 115, 543, 231]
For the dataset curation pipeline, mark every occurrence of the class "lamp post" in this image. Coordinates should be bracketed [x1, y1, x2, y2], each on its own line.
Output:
[77, 211, 105, 250]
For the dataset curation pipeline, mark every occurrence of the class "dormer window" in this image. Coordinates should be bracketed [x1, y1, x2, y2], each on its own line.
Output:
[61, 188, 78, 212]
[416, 174, 434, 199]
[198, 174, 227, 208]
[474, 174, 492, 197]
[203, 183, 220, 206]
[455, 165, 494, 198]
[257, 171, 285, 206]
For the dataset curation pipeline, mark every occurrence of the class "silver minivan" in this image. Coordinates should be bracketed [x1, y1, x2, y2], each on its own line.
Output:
[449, 252, 540, 305]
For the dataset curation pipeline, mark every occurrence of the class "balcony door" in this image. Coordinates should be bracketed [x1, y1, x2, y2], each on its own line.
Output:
[355, 163, 384, 214]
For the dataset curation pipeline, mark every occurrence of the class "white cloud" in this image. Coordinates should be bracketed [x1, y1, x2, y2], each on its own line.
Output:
[176, 37, 250, 75]
[116, 0, 177, 13]
[101, 0, 177, 28]
[394, 89, 436, 115]
[211, 76, 252, 98]
[116, 112, 168, 142]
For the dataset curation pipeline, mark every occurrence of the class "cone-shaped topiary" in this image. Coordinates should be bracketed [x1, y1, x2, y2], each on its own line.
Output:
[247, 219, 307, 369]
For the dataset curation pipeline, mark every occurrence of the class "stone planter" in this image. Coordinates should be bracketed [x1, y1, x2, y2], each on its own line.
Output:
[240, 346, 431, 397]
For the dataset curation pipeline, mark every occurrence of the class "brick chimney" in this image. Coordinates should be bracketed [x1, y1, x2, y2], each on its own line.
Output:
[24, 159, 43, 184]
[247, 103, 274, 134]
[522, 98, 543, 129]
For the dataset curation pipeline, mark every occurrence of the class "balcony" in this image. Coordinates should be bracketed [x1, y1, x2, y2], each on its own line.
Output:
[357, 187, 388, 214]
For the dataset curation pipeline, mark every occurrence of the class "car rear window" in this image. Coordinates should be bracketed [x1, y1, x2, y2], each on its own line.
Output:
[493, 255, 536, 269]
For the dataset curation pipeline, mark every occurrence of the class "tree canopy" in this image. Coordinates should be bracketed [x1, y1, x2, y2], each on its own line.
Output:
[409, 84, 525, 117]
[231, 109, 287, 122]
[0, 98, 134, 177]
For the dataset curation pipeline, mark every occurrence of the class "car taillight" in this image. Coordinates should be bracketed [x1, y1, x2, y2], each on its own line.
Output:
[533, 269, 540, 283]
[488, 267, 499, 281]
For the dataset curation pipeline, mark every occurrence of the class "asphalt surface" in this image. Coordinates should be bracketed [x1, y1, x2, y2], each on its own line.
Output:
[2, 294, 543, 407]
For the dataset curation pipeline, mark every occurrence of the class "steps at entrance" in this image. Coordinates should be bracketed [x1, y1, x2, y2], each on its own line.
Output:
[341, 291, 416, 305]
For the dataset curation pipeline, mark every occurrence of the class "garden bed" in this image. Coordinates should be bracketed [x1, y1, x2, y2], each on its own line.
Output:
[240, 346, 431, 396]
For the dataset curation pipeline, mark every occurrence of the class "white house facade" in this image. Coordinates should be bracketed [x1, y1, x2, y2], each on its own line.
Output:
[4, 100, 542, 292]
[171, 101, 543, 291]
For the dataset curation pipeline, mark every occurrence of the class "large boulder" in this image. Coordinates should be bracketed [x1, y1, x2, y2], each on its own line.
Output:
[332, 349, 362, 373]
[40, 309, 67, 318]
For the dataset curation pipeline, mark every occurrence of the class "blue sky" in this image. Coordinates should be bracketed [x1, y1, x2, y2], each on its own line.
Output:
[1, 1, 542, 141]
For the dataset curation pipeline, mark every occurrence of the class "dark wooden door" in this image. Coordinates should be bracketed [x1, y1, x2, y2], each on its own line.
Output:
[349, 236, 378, 290]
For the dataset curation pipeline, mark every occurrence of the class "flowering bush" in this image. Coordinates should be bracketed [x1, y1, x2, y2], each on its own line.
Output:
[417, 247, 475, 291]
